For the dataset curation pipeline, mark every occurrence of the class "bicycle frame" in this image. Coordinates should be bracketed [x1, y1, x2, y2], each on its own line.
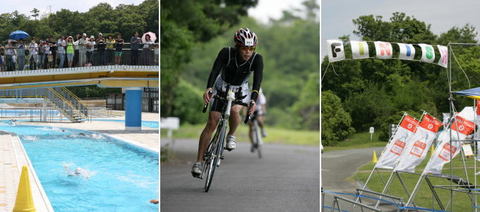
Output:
[202, 88, 236, 192]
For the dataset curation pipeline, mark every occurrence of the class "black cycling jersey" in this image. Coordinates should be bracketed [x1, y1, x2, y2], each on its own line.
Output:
[206, 47, 263, 101]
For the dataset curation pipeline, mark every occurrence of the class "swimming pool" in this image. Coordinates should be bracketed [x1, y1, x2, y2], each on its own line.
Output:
[0, 123, 159, 212]
[0, 109, 60, 117]
[93, 119, 159, 129]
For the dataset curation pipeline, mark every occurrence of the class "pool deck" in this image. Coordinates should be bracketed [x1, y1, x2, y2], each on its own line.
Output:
[0, 112, 158, 212]
[0, 134, 53, 212]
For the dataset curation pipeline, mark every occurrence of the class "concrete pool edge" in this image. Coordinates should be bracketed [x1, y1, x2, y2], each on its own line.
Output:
[103, 133, 159, 155]
[3, 133, 54, 212]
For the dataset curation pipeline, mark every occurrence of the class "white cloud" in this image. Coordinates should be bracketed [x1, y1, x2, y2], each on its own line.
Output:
[248, 0, 320, 23]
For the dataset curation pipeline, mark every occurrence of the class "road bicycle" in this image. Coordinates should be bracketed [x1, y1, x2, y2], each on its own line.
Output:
[201, 86, 251, 192]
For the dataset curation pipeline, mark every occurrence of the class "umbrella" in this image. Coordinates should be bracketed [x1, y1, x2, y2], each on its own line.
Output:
[142, 32, 157, 43]
[9, 30, 30, 40]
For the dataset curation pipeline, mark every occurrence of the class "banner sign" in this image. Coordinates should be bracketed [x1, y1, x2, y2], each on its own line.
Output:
[327, 40, 345, 62]
[423, 107, 475, 175]
[394, 114, 443, 173]
[437, 45, 448, 68]
[351, 41, 369, 59]
[374, 41, 393, 59]
[325, 40, 447, 68]
[375, 115, 418, 169]
[398, 43, 415, 61]
[419, 44, 435, 63]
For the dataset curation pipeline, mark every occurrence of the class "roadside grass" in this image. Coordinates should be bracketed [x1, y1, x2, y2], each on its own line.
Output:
[354, 152, 479, 211]
[323, 132, 386, 152]
[161, 123, 319, 146]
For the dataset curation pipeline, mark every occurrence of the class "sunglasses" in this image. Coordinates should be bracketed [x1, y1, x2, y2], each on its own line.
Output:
[240, 46, 256, 51]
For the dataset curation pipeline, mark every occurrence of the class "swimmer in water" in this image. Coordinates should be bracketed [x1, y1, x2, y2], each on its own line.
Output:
[64, 165, 92, 179]
[8, 119, 16, 126]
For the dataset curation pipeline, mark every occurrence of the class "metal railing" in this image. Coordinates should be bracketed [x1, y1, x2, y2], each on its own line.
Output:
[0, 88, 84, 122]
[51, 87, 88, 117]
[44, 90, 80, 122]
[0, 65, 158, 78]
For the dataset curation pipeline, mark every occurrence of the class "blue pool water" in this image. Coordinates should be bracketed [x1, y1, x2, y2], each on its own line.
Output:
[0, 123, 158, 212]
[93, 119, 159, 129]
[0, 109, 60, 117]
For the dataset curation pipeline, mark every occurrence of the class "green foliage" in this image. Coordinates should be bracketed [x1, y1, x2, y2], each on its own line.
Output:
[353, 12, 436, 43]
[161, 0, 258, 117]
[175, 1, 319, 129]
[323, 132, 385, 152]
[171, 80, 206, 125]
[291, 72, 320, 130]
[162, 123, 319, 146]
[67, 86, 121, 98]
[321, 90, 355, 146]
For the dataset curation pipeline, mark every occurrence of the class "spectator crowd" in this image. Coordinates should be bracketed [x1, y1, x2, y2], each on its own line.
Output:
[0, 32, 159, 71]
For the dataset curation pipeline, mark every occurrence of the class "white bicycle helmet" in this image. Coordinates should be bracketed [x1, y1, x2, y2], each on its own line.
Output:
[234, 28, 257, 47]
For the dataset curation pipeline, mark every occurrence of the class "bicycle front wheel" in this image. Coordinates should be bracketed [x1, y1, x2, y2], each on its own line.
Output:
[204, 152, 217, 192]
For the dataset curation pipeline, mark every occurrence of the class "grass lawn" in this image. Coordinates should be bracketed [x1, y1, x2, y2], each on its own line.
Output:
[354, 152, 480, 211]
[161, 123, 319, 146]
[323, 132, 387, 152]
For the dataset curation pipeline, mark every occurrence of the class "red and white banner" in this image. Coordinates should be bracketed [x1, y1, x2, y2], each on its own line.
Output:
[327, 40, 345, 62]
[351, 41, 369, 59]
[423, 107, 475, 175]
[394, 114, 443, 173]
[375, 115, 418, 169]
[374, 41, 393, 59]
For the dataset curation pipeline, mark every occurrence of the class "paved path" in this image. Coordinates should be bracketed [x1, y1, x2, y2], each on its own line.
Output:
[161, 139, 319, 212]
[321, 147, 385, 210]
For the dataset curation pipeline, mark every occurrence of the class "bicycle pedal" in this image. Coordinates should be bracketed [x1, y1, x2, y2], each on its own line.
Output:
[220, 155, 224, 160]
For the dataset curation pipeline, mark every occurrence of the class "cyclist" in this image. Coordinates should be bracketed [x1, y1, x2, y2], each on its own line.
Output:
[192, 28, 264, 178]
[248, 88, 267, 152]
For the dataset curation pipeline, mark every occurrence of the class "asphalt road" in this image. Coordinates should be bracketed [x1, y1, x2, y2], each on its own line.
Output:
[321, 147, 385, 211]
[161, 139, 320, 212]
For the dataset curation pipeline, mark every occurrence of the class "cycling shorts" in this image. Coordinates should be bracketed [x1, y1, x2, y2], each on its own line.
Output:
[209, 75, 249, 112]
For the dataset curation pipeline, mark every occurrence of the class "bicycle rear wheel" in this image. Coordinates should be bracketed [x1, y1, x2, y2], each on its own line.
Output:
[204, 122, 226, 192]
[254, 121, 263, 158]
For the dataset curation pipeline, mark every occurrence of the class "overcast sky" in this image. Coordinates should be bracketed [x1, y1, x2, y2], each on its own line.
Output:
[322, 0, 480, 59]
[249, 0, 320, 23]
